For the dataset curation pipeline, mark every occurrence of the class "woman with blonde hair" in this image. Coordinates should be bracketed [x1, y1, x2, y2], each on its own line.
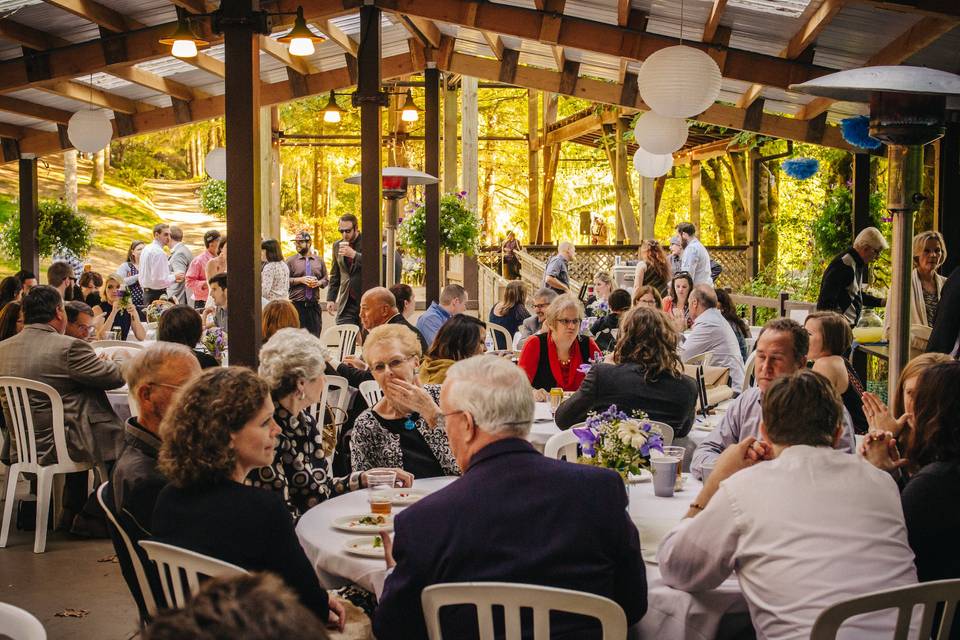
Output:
[350, 324, 459, 477]
[488, 280, 529, 349]
[883, 230, 947, 338]
[555, 305, 698, 434]
[633, 239, 671, 298]
[586, 271, 614, 317]
[94, 273, 146, 340]
[517, 294, 602, 396]
[262, 299, 300, 343]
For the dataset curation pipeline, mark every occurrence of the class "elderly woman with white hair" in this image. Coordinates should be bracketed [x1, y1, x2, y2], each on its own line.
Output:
[816, 226, 888, 326]
[350, 324, 460, 478]
[252, 327, 412, 519]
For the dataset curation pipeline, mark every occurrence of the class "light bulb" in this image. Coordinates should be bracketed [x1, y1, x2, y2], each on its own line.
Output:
[288, 37, 315, 57]
[323, 109, 341, 124]
[401, 108, 418, 122]
[171, 39, 198, 58]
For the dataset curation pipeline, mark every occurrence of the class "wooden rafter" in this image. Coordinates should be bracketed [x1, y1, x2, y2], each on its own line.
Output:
[168, 0, 210, 13]
[533, 108, 618, 149]
[0, 95, 73, 124]
[38, 80, 152, 114]
[318, 19, 359, 57]
[481, 31, 504, 60]
[373, 0, 835, 90]
[0, 19, 69, 50]
[109, 65, 210, 101]
[40, 0, 143, 32]
[858, 0, 960, 20]
[259, 35, 318, 76]
[797, 14, 959, 119]
[702, 0, 728, 42]
[617, 0, 631, 27]
[552, 46, 565, 71]
[179, 53, 226, 79]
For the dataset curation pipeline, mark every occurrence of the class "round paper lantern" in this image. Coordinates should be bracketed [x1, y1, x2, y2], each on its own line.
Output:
[633, 112, 689, 155]
[205, 147, 226, 181]
[633, 147, 673, 178]
[637, 45, 722, 118]
[67, 110, 113, 154]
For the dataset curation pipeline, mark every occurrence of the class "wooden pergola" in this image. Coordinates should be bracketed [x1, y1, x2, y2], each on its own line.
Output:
[2, 0, 958, 365]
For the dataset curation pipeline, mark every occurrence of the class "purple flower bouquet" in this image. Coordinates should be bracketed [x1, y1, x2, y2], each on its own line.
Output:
[572, 405, 665, 480]
[201, 327, 228, 363]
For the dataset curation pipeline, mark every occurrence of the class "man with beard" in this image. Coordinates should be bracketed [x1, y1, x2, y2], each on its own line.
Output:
[286, 231, 328, 336]
[677, 222, 713, 286]
[327, 214, 362, 326]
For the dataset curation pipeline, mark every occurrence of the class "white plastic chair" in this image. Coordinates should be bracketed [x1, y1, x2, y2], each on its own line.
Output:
[0, 377, 106, 553]
[322, 324, 360, 363]
[0, 602, 46, 640]
[684, 351, 713, 367]
[94, 345, 142, 366]
[421, 582, 627, 640]
[324, 375, 351, 425]
[96, 483, 160, 620]
[487, 324, 513, 351]
[544, 428, 580, 461]
[93, 340, 144, 349]
[743, 350, 757, 388]
[810, 578, 960, 640]
[649, 420, 674, 446]
[139, 540, 247, 609]
[359, 380, 383, 408]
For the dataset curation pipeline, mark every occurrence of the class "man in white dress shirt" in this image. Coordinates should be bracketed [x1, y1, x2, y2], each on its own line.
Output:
[677, 222, 713, 285]
[139, 223, 184, 305]
[680, 285, 745, 393]
[658, 369, 918, 640]
[690, 318, 856, 478]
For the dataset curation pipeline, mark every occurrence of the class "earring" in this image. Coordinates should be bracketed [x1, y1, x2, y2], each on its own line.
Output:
[298, 390, 306, 400]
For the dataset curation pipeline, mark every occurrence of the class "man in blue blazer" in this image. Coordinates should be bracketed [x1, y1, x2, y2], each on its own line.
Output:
[374, 356, 647, 639]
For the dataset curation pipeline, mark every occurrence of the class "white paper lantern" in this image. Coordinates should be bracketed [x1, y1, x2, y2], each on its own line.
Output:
[205, 147, 226, 181]
[633, 147, 673, 178]
[67, 110, 113, 154]
[633, 112, 689, 155]
[637, 45, 722, 118]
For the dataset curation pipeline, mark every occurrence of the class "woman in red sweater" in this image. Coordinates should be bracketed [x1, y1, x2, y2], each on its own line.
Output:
[518, 294, 602, 395]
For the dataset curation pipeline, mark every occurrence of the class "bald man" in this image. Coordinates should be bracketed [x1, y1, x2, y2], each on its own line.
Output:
[544, 241, 575, 294]
[359, 287, 428, 353]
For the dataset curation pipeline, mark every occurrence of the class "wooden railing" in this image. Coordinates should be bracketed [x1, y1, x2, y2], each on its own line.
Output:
[729, 292, 816, 324]
[478, 263, 510, 318]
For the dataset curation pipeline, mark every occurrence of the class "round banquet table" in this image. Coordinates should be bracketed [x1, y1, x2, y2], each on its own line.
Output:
[296, 474, 748, 639]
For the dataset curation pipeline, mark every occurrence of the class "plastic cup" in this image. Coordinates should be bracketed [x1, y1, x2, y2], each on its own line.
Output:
[652, 458, 679, 497]
[700, 461, 717, 485]
[662, 445, 686, 489]
[366, 470, 396, 515]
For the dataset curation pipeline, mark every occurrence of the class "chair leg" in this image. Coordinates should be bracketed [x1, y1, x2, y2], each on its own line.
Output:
[0, 465, 21, 548]
[34, 470, 53, 553]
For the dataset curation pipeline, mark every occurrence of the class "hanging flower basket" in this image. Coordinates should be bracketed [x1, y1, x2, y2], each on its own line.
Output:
[399, 192, 482, 258]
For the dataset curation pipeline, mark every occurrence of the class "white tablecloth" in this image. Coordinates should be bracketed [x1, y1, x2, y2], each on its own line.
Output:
[296, 475, 747, 639]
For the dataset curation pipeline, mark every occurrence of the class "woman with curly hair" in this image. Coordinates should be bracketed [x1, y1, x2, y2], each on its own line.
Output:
[0, 300, 22, 342]
[252, 328, 412, 519]
[554, 306, 698, 436]
[633, 239, 671, 298]
[151, 367, 345, 630]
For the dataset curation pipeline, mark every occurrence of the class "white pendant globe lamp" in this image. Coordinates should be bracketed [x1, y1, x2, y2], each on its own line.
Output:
[633, 111, 689, 154]
[633, 147, 674, 178]
[204, 147, 227, 181]
[67, 109, 113, 154]
[637, 45, 722, 118]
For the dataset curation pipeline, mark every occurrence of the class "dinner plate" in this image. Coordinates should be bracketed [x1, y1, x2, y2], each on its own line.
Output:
[389, 489, 428, 505]
[627, 469, 652, 483]
[331, 514, 394, 534]
[343, 536, 386, 558]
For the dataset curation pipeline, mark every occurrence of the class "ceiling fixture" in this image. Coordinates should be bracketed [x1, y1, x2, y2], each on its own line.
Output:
[637, 46, 722, 118]
[277, 7, 325, 57]
[400, 89, 421, 122]
[67, 73, 113, 154]
[633, 111, 689, 154]
[159, 15, 209, 59]
[322, 91, 345, 123]
[633, 147, 674, 178]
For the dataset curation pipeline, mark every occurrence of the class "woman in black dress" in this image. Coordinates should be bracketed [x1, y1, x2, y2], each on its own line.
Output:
[804, 311, 868, 434]
[95, 273, 146, 341]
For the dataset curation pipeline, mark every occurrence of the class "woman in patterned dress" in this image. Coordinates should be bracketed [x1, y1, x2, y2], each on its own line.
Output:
[117, 240, 145, 308]
[251, 327, 412, 520]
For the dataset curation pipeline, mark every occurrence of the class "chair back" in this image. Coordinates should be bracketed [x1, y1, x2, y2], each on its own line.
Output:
[93, 340, 144, 349]
[322, 324, 360, 363]
[544, 428, 580, 461]
[487, 324, 513, 351]
[139, 540, 247, 609]
[93, 345, 142, 365]
[359, 380, 384, 408]
[0, 602, 46, 640]
[0, 377, 71, 469]
[810, 578, 960, 640]
[649, 420, 674, 446]
[421, 582, 627, 640]
[684, 351, 713, 367]
[96, 483, 161, 621]
[743, 350, 757, 388]
[324, 375, 351, 425]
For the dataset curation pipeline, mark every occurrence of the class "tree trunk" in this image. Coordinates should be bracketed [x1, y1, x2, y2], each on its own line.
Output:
[702, 157, 732, 245]
[480, 141, 494, 243]
[311, 146, 320, 241]
[758, 163, 779, 275]
[64, 150, 78, 212]
[296, 164, 303, 220]
[654, 175, 667, 219]
[724, 152, 749, 245]
[90, 149, 105, 190]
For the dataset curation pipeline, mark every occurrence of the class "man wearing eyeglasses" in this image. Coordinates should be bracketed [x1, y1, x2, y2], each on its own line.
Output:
[64, 300, 96, 341]
[515, 287, 558, 350]
[287, 230, 328, 337]
[327, 214, 363, 327]
[816, 226, 887, 326]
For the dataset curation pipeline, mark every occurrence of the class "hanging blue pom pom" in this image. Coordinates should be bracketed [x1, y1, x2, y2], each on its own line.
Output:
[782, 157, 820, 180]
[840, 116, 882, 150]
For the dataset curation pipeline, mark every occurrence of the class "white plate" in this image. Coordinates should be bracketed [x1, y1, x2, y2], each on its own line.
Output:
[343, 536, 386, 558]
[390, 489, 429, 505]
[331, 514, 393, 534]
[627, 469, 652, 483]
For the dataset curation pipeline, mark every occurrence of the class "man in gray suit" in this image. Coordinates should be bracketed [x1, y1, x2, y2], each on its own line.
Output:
[166, 226, 193, 305]
[0, 285, 125, 527]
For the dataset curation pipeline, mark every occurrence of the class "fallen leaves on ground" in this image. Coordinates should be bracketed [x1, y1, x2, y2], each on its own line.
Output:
[55, 608, 89, 618]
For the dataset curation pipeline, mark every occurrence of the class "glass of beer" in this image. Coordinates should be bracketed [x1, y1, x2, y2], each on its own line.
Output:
[549, 387, 564, 414]
[366, 470, 397, 515]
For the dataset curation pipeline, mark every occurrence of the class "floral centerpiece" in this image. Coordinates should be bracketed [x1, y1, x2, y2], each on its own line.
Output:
[576, 351, 606, 375]
[572, 405, 665, 480]
[201, 326, 227, 363]
[144, 298, 175, 323]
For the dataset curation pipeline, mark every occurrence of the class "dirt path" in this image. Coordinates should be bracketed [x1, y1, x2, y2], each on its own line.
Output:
[142, 178, 222, 249]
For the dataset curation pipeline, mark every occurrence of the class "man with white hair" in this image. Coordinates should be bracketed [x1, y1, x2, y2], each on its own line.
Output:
[544, 241, 575, 294]
[374, 355, 647, 639]
[817, 226, 887, 326]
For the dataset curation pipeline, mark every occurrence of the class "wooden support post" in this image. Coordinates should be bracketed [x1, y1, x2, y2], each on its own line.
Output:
[424, 67, 441, 305]
[527, 89, 540, 244]
[937, 120, 960, 275]
[461, 76, 478, 212]
[443, 78, 458, 194]
[541, 92, 558, 243]
[852, 152, 871, 237]
[639, 175, 656, 239]
[222, 0, 262, 367]
[18, 155, 38, 275]
[259, 105, 280, 241]
[358, 4, 383, 294]
[615, 117, 639, 243]
[690, 159, 702, 229]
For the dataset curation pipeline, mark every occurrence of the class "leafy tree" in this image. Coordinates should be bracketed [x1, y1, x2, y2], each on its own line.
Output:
[1, 199, 93, 261]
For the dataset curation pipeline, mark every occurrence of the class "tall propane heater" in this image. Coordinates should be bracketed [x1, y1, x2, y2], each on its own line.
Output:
[791, 66, 960, 398]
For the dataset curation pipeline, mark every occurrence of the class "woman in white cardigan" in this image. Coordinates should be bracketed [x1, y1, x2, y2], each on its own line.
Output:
[884, 230, 947, 339]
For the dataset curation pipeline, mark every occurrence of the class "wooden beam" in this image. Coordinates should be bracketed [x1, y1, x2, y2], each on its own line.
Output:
[0, 19, 69, 50]
[498, 48, 520, 84]
[675, 137, 744, 163]
[858, 0, 960, 20]
[109, 65, 210, 101]
[39, 80, 151, 114]
[168, 0, 209, 13]
[407, 16, 442, 48]
[481, 31, 504, 60]
[259, 34, 318, 76]
[179, 52, 226, 79]
[538, 108, 618, 148]
[702, 0, 728, 43]
[737, 83, 764, 110]
[0, 94, 73, 124]
[40, 0, 143, 32]
[798, 14, 958, 119]
[319, 19, 359, 57]
[0, 122, 24, 139]
[617, 0, 631, 27]
[551, 46, 565, 71]
[374, 0, 836, 90]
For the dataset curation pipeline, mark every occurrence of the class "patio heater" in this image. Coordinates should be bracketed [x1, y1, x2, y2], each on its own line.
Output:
[791, 66, 960, 398]
[345, 167, 439, 287]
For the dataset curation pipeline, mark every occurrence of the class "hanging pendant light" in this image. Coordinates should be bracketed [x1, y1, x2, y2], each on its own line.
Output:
[159, 16, 208, 59]
[67, 110, 113, 154]
[633, 147, 674, 178]
[633, 111, 689, 154]
[277, 6, 325, 57]
[322, 91, 344, 124]
[637, 45, 722, 118]
[205, 147, 227, 181]
[400, 89, 420, 122]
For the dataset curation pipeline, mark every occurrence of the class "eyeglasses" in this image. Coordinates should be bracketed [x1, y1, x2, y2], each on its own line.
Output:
[148, 381, 182, 391]
[338, 227, 355, 234]
[533, 302, 550, 310]
[370, 355, 414, 374]
[556, 318, 580, 327]
[436, 410, 466, 431]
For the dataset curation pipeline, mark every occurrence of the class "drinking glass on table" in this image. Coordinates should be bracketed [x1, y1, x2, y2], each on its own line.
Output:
[366, 470, 397, 515]
[662, 445, 685, 490]
[549, 387, 564, 414]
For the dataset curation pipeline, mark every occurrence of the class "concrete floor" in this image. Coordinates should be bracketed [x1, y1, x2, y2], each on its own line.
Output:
[0, 473, 141, 640]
